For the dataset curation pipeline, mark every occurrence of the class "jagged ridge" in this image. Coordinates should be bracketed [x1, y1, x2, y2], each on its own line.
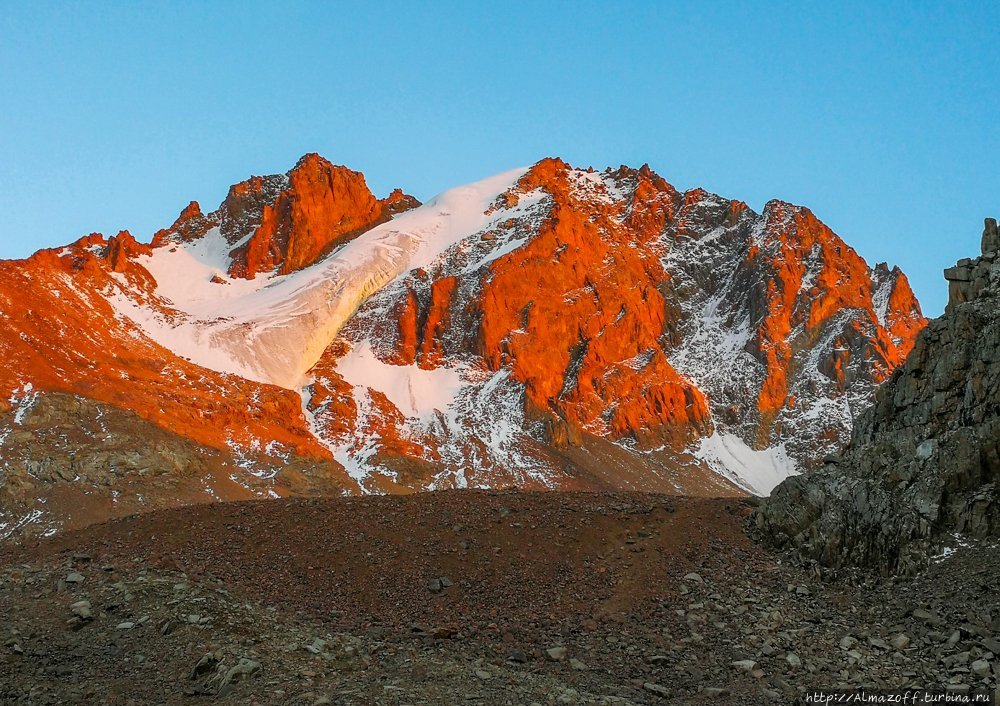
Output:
[0, 154, 926, 538]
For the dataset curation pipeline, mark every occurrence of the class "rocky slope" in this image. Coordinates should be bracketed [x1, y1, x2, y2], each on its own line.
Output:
[0, 391, 351, 540]
[2, 492, 997, 704]
[757, 218, 1000, 574]
[0, 154, 925, 536]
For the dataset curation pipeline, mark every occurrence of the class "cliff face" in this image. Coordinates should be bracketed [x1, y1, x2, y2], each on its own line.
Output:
[0, 154, 926, 536]
[153, 153, 421, 279]
[306, 159, 924, 493]
[757, 218, 1000, 574]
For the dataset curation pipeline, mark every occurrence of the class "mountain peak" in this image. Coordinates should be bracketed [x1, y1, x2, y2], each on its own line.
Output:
[148, 155, 420, 279]
[227, 153, 386, 278]
[0, 157, 928, 511]
[151, 201, 209, 247]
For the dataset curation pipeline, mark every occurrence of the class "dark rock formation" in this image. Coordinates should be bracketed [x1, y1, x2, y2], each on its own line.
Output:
[756, 218, 1000, 574]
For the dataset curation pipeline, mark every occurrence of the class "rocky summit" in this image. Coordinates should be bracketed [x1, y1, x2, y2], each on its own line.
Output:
[757, 218, 1000, 575]
[0, 154, 923, 539]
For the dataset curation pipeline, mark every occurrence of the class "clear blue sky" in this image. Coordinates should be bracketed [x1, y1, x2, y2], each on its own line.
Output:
[1, 2, 997, 315]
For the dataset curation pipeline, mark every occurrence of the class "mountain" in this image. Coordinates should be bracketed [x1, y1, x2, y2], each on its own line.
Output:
[757, 218, 999, 575]
[0, 154, 925, 538]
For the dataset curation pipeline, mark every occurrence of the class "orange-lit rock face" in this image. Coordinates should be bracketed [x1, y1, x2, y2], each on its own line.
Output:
[0, 241, 333, 462]
[661, 195, 925, 455]
[473, 159, 710, 446]
[227, 154, 418, 279]
[105, 230, 153, 274]
[328, 157, 925, 480]
[879, 264, 925, 359]
[745, 203, 889, 417]
[0, 153, 927, 507]
[151, 201, 210, 247]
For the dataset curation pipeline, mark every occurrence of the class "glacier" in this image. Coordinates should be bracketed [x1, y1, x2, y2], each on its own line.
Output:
[106, 168, 530, 390]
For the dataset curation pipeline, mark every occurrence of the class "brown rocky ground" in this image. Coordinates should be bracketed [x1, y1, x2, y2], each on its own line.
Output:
[1, 491, 997, 704]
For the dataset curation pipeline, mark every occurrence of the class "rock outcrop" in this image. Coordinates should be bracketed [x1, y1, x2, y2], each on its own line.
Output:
[757, 218, 1000, 574]
[227, 154, 420, 279]
[152, 153, 421, 279]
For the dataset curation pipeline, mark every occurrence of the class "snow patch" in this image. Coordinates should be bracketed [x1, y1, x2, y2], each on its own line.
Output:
[0, 508, 46, 541]
[336, 341, 465, 419]
[567, 169, 627, 205]
[694, 433, 798, 496]
[871, 269, 894, 327]
[10, 383, 39, 425]
[932, 533, 972, 563]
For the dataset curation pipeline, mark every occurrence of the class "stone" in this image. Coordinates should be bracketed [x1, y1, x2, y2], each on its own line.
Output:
[217, 658, 261, 689]
[983, 217, 999, 256]
[971, 660, 990, 678]
[683, 573, 703, 584]
[545, 646, 568, 662]
[839, 636, 858, 650]
[868, 637, 890, 650]
[642, 682, 669, 697]
[944, 651, 971, 667]
[431, 626, 457, 639]
[507, 648, 529, 664]
[556, 689, 580, 704]
[426, 578, 443, 594]
[785, 652, 802, 668]
[474, 668, 491, 680]
[980, 637, 1000, 654]
[915, 440, 936, 460]
[944, 266, 973, 282]
[703, 688, 729, 697]
[912, 608, 942, 626]
[70, 600, 92, 620]
[731, 659, 757, 673]
[569, 658, 588, 671]
[890, 633, 911, 650]
[191, 652, 219, 680]
[305, 638, 326, 655]
[65, 572, 84, 584]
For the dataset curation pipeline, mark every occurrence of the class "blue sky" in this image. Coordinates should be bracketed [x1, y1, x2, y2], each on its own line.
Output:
[0, 2, 997, 315]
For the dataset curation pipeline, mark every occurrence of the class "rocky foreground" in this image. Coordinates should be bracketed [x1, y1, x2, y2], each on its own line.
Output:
[1, 492, 997, 704]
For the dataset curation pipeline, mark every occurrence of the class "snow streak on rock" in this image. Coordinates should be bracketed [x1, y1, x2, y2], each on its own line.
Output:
[108, 168, 529, 389]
